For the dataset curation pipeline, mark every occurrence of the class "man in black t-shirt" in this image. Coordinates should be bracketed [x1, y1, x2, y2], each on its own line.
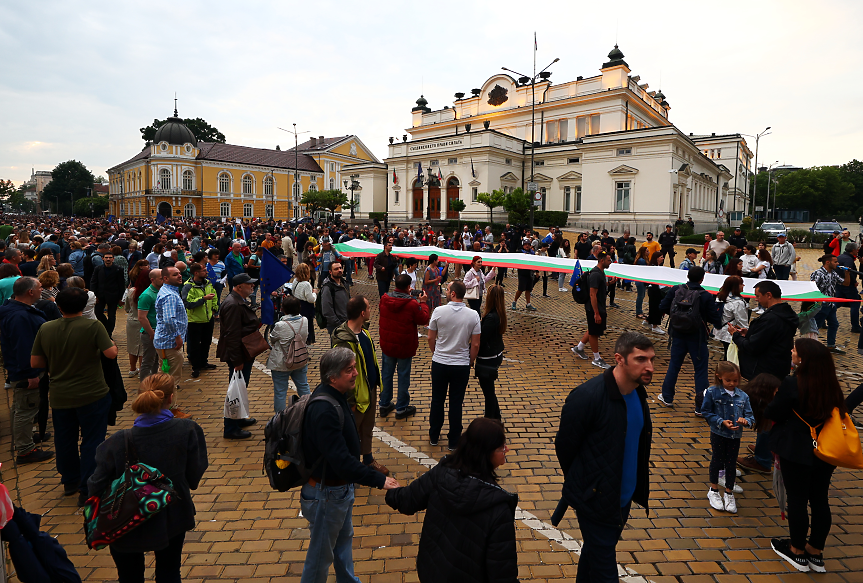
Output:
[657, 225, 677, 267]
[571, 252, 613, 369]
[599, 229, 615, 252]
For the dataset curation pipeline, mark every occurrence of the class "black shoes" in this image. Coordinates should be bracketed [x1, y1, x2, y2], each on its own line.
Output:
[395, 406, 417, 420]
[771, 538, 810, 572]
[17, 448, 54, 465]
[33, 431, 51, 443]
[379, 403, 396, 418]
[237, 418, 257, 427]
[191, 369, 200, 378]
[224, 430, 252, 440]
[77, 492, 88, 508]
[429, 437, 438, 446]
[203, 363, 217, 370]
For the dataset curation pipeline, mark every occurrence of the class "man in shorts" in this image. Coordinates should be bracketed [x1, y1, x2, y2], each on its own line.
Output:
[571, 251, 613, 369]
[511, 239, 538, 312]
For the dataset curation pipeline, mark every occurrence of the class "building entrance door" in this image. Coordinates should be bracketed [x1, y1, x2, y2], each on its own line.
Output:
[446, 179, 459, 219]
[157, 202, 172, 217]
[428, 186, 441, 219]
[412, 187, 423, 219]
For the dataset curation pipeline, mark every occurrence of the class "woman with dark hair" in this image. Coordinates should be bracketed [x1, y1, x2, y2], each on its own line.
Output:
[765, 339, 847, 572]
[423, 254, 443, 311]
[752, 248, 773, 280]
[704, 250, 723, 274]
[724, 257, 743, 278]
[494, 235, 508, 286]
[720, 245, 738, 268]
[125, 260, 150, 377]
[56, 262, 74, 289]
[713, 276, 748, 358]
[476, 285, 506, 421]
[464, 255, 496, 312]
[556, 238, 571, 291]
[644, 252, 666, 334]
[386, 417, 517, 583]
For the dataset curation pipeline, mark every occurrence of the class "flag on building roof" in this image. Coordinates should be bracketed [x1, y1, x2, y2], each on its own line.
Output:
[534, 32, 537, 51]
[438, 168, 443, 181]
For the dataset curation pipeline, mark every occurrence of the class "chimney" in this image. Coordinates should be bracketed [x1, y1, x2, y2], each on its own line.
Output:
[319, 135, 325, 145]
[309, 136, 317, 148]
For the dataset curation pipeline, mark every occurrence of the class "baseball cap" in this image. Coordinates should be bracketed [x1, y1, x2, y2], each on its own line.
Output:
[232, 273, 258, 286]
[777, 233, 787, 238]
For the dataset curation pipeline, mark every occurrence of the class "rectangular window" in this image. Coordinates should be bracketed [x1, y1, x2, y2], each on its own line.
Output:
[615, 181, 630, 211]
[505, 158, 512, 165]
[448, 158, 458, 164]
[220, 202, 231, 217]
[575, 186, 582, 212]
[329, 162, 335, 172]
[534, 160, 544, 166]
[430, 160, 439, 166]
[244, 203, 253, 218]
[415, 162, 422, 168]
[577, 114, 601, 137]
[617, 148, 632, 156]
[559, 119, 568, 141]
[546, 120, 558, 143]
[540, 187, 547, 211]
[567, 157, 580, 164]
[265, 204, 273, 218]
[395, 190, 399, 204]
[590, 114, 600, 135]
[471, 187, 478, 202]
[564, 186, 571, 212]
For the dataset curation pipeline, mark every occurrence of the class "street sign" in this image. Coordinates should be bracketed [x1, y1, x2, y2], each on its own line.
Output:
[527, 181, 538, 192]
[755, 206, 764, 211]
[533, 191, 542, 201]
[533, 200, 542, 207]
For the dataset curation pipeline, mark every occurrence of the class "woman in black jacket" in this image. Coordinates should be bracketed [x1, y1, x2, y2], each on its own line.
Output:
[476, 285, 506, 420]
[386, 418, 517, 583]
[765, 339, 846, 573]
[88, 373, 208, 583]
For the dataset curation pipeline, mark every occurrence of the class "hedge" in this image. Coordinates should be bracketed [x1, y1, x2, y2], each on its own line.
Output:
[507, 210, 569, 228]
[367, 212, 387, 221]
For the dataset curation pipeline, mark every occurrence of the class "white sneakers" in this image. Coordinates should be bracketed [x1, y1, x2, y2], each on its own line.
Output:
[718, 475, 743, 493]
[651, 325, 666, 335]
[708, 489, 738, 513]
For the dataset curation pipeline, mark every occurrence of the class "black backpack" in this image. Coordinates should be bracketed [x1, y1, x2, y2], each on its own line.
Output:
[668, 286, 704, 335]
[263, 393, 344, 492]
[571, 271, 592, 304]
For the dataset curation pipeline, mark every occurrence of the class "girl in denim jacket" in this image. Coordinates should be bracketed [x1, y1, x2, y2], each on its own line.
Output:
[701, 361, 755, 514]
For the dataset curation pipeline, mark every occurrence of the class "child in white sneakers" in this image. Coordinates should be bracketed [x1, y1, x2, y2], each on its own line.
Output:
[701, 361, 755, 513]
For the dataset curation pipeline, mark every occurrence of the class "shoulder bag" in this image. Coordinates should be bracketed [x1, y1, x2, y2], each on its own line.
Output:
[242, 329, 270, 360]
[794, 409, 863, 469]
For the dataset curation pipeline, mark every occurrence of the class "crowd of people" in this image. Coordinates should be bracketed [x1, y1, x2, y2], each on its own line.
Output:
[0, 213, 861, 581]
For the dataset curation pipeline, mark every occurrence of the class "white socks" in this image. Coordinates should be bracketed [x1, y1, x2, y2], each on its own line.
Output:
[577, 341, 585, 351]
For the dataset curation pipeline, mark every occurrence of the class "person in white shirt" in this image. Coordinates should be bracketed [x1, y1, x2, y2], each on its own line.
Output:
[461, 227, 473, 254]
[400, 257, 419, 290]
[740, 245, 760, 276]
[427, 281, 481, 451]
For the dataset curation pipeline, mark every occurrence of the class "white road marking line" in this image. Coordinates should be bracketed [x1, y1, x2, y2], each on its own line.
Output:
[211, 335, 650, 583]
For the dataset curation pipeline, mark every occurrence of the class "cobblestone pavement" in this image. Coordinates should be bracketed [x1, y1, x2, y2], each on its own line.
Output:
[2, 245, 862, 582]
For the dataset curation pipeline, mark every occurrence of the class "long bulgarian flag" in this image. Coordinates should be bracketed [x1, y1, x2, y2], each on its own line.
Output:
[334, 239, 840, 302]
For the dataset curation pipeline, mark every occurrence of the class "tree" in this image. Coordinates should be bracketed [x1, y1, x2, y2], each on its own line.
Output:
[318, 189, 350, 222]
[476, 189, 506, 224]
[449, 198, 466, 230]
[502, 187, 531, 224]
[0, 180, 35, 213]
[299, 190, 324, 218]
[73, 195, 109, 217]
[140, 117, 226, 143]
[772, 166, 855, 218]
[41, 160, 96, 215]
[840, 159, 863, 215]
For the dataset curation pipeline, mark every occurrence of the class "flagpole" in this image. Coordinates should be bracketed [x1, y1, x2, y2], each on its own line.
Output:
[530, 32, 537, 233]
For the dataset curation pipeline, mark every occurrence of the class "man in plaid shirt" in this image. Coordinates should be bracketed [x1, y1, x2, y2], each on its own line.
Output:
[155, 266, 190, 417]
[811, 254, 850, 353]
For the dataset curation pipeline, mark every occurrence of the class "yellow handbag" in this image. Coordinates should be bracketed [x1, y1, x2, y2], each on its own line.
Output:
[794, 409, 863, 469]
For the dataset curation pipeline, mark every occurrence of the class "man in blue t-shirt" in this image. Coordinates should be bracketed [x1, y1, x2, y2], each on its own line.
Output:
[555, 332, 654, 582]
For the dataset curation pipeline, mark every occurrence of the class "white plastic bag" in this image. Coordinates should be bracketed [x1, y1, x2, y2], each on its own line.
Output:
[726, 341, 740, 366]
[224, 371, 249, 419]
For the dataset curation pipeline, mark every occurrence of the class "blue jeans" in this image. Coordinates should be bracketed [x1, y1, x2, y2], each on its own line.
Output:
[574, 501, 631, 583]
[661, 335, 709, 410]
[379, 354, 412, 412]
[773, 264, 791, 280]
[54, 393, 111, 496]
[558, 272, 567, 288]
[272, 367, 310, 411]
[836, 286, 861, 331]
[754, 430, 772, 468]
[300, 482, 360, 583]
[816, 304, 840, 347]
[634, 281, 645, 315]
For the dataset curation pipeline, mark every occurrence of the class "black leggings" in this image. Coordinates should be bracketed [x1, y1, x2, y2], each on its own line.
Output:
[476, 355, 503, 420]
[495, 267, 506, 285]
[542, 275, 548, 295]
[647, 286, 663, 326]
[110, 532, 185, 583]
[709, 433, 740, 490]
[780, 456, 836, 551]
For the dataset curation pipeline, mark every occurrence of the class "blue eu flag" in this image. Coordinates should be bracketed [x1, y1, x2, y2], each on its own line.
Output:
[569, 260, 583, 288]
[259, 248, 294, 325]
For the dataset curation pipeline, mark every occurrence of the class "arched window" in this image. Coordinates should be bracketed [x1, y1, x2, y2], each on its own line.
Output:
[243, 203, 253, 217]
[263, 176, 274, 196]
[308, 183, 317, 192]
[159, 169, 171, 190]
[242, 175, 254, 195]
[220, 202, 231, 217]
[182, 170, 194, 191]
[447, 177, 459, 187]
[184, 203, 196, 217]
[219, 173, 231, 194]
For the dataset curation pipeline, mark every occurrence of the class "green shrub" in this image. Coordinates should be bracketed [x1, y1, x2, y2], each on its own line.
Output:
[746, 229, 768, 243]
[532, 211, 569, 228]
[368, 211, 388, 221]
[786, 229, 810, 243]
[810, 232, 832, 244]
[679, 234, 707, 244]
[677, 223, 694, 237]
[443, 220, 507, 236]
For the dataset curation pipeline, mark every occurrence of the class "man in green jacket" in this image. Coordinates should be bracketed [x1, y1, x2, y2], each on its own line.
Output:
[181, 263, 218, 377]
[331, 295, 389, 477]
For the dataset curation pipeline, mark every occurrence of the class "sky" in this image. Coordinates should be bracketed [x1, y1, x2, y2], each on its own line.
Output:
[2, 0, 861, 186]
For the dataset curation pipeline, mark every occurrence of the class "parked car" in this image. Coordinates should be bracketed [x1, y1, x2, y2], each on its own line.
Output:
[810, 220, 843, 235]
[760, 221, 787, 242]
[288, 216, 314, 228]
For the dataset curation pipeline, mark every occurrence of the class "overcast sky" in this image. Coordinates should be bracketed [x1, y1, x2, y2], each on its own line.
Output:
[2, 0, 861, 185]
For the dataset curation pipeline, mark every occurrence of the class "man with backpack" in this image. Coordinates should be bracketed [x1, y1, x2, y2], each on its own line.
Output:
[331, 295, 389, 476]
[656, 266, 723, 412]
[571, 251, 613, 369]
[299, 347, 400, 581]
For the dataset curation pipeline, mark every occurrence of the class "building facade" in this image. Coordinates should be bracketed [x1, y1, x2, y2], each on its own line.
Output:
[374, 46, 750, 234]
[107, 111, 378, 220]
[21, 169, 53, 211]
[691, 133, 753, 223]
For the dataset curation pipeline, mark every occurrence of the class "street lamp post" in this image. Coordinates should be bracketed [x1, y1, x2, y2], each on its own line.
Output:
[765, 161, 779, 221]
[748, 126, 771, 219]
[503, 51, 559, 232]
[344, 174, 359, 220]
[277, 124, 310, 218]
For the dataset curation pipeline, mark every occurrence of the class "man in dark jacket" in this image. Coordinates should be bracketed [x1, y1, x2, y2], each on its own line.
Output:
[373, 240, 399, 297]
[836, 242, 861, 334]
[657, 224, 677, 267]
[321, 260, 350, 335]
[656, 267, 722, 412]
[301, 347, 399, 582]
[378, 274, 430, 420]
[0, 277, 53, 465]
[90, 251, 125, 337]
[730, 280, 799, 473]
[728, 227, 748, 257]
[555, 332, 654, 582]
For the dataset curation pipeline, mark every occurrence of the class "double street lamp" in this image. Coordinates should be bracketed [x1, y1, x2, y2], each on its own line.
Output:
[344, 174, 359, 220]
[502, 54, 560, 231]
[746, 126, 771, 219]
